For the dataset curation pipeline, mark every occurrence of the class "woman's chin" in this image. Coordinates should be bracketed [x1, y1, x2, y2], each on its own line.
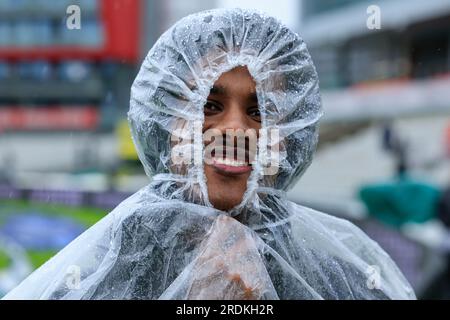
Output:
[204, 164, 249, 211]
[209, 196, 241, 211]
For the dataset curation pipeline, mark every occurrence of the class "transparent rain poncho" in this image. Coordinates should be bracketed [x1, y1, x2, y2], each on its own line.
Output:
[3, 8, 415, 300]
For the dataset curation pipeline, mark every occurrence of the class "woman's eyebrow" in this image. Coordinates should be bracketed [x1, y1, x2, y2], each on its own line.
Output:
[209, 85, 257, 101]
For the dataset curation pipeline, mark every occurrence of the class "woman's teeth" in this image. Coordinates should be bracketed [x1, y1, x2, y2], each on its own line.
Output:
[213, 157, 248, 167]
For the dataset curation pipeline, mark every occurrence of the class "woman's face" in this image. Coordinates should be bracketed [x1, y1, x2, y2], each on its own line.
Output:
[203, 66, 261, 211]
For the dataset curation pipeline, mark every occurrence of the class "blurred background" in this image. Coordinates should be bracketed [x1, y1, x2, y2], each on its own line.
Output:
[0, 0, 450, 299]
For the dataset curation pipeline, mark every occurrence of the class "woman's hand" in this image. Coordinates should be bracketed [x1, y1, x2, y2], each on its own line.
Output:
[186, 215, 272, 300]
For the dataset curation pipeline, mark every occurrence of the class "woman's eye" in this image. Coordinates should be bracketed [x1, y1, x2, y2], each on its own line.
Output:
[248, 107, 261, 121]
[204, 102, 222, 115]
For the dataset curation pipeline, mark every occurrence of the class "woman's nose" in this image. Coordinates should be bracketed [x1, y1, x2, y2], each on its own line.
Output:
[214, 103, 251, 133]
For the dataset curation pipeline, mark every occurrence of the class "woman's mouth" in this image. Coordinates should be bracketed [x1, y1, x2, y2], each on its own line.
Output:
[209, 157, 252, 175]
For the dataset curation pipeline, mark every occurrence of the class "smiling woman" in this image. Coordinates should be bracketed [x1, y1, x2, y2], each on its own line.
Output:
[3, 8, 415, 300]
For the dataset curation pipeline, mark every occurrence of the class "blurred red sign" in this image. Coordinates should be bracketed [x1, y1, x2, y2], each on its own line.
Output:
[0, 0, 141, 63]
[0, 106, 98, 132]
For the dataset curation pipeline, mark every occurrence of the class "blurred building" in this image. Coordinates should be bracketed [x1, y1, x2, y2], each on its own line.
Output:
[298, 0, 450, 124]
[292, 0, 450, 193]
[0, 0, 144, 181]
[291, 0, 450, 198]
[301, 0, 450, 87]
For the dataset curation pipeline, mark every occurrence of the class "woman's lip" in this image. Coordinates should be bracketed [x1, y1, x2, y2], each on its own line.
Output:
[208, 158, 252, 175]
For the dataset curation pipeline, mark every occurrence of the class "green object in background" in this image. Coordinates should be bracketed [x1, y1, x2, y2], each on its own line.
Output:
[359, 176, 441, 228]
[0, 249, 11, 269]
[0, 200, 107, 270]
[0, 200, 107, 228]
[27, 250, 57, 269]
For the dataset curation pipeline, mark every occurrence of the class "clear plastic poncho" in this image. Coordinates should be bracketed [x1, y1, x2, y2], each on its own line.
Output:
[3, 8, 415, 300]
